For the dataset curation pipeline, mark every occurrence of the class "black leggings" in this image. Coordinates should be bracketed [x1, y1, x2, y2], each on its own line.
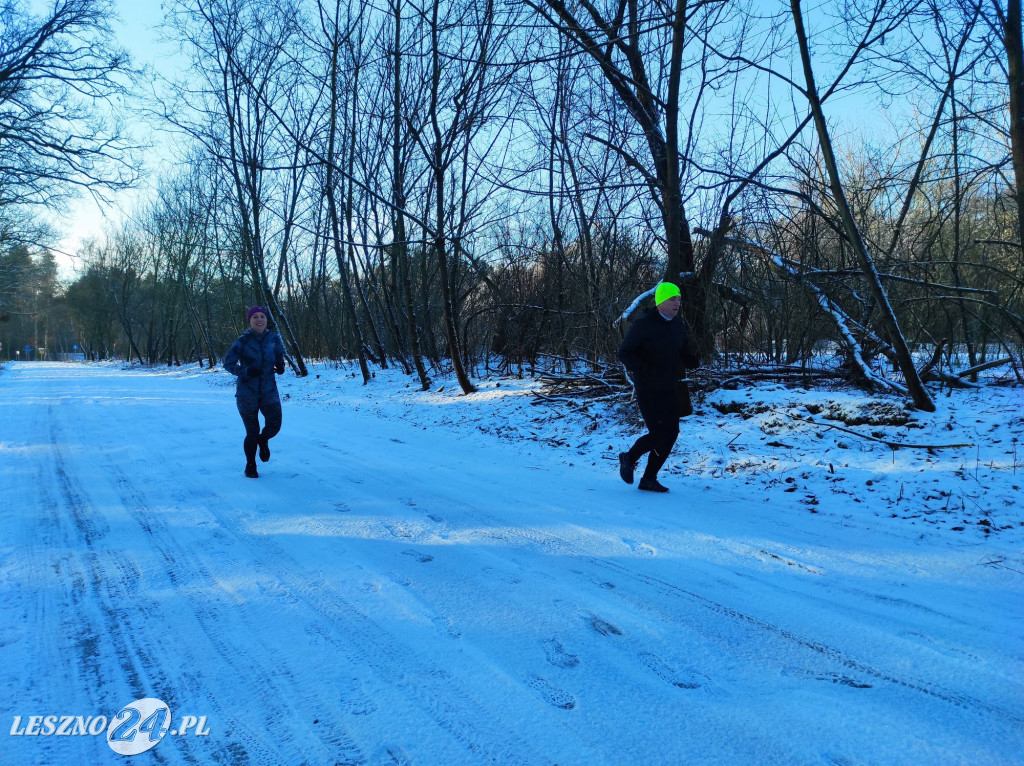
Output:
[237, 400, 282, 463]
[625, 388, 679, 480]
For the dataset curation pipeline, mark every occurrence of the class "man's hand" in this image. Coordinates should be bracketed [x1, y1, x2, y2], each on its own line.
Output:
[275, 361, 285, 375]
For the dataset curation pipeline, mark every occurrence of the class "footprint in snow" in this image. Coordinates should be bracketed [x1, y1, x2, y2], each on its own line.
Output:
[623, 538, 656, 557]
[588, 615, 623, 637]
[340, 678, 379, 716]
[402, 549, 433, 563]
[528, 676, 575, 710]
[384, 523, 413, 539]
[257, 580, 300, 606]
[542, 638, 580, 669]
[382, 745, 412, 765]
[432, 615, 461, 639]
[819, 672, 872, 689]
[639, 652, 702, 689]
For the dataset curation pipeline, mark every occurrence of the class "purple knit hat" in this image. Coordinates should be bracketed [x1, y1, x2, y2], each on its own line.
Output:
[247, 306, 268, 321]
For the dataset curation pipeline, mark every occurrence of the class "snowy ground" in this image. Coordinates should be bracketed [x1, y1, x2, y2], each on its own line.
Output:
[1, 360, 1021, 765]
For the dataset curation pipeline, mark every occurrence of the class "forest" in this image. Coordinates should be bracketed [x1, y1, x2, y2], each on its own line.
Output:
[1, 0, 1022, 411]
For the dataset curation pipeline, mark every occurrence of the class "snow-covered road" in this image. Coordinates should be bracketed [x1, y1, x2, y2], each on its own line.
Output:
[1, 362, 1021, 765]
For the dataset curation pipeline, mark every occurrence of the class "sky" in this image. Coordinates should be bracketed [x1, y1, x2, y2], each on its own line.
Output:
[1, 359, 1021, 764]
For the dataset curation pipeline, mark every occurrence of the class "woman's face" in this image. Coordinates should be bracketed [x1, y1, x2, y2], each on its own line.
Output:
[249, 312, 268, 334]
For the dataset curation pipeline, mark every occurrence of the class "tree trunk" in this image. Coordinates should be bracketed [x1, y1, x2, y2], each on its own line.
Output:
[344, 47, 388, 368]
[392, 0, 430, 390]
[428, 0, 475, 395]
[791, 0, 934, 411]
[1001, 0, 1024, 254]
[325, 0, 370, 384]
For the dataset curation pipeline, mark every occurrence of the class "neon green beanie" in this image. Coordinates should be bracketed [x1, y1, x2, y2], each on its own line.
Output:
[654, 282, 681, 305]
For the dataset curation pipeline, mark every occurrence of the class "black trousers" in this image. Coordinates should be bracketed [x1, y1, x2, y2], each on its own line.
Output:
[625, 387, 679, 480]
[237, 399, 282, 463]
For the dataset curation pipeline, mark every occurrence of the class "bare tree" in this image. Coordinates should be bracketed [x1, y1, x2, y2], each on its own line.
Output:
[523, 0, 814, 360]
[0, 0, 140, 216]
[164, 0, 310, 375]
[149, 165, 223, 367]
[389, 0, 432, 390]
[986, 0, 1024, 253]
[405, 0, 521, 393]
[318, 0, 372, 383]
[525, 0, 698, 296]
[790, 0, 935, 410]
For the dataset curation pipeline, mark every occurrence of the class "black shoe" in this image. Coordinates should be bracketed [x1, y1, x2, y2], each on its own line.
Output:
[638, 476, 669, 493]
[618, 453, 636, 485]
[244, 462, 259, 478]
[258, 437, 270, 462]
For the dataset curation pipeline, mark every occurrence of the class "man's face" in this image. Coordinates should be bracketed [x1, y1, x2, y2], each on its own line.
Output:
[657, 295, 681, 319]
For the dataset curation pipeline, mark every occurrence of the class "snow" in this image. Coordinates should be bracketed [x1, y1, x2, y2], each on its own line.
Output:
[1, 360, 1021, 765]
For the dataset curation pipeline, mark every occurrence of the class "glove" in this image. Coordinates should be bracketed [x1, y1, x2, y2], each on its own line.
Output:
[275, 361, 285, 375]
[246, 366, 261, 378]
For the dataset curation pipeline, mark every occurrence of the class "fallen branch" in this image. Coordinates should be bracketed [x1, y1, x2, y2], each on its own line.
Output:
[979, 555, 1024, 575]
[531, 391, 601, 424]
[718, 368, 841, 387]
[538, 369, 621, 394]
[788, 414, 974, 450]
[919, 369, 978, 389]
[956, 357, 1014, 378]
[917, 338, 946, 379]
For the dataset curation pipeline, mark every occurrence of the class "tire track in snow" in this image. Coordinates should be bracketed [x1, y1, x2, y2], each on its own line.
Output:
[14, 406, 199, 764]
[100, 464, 367, 765]
[101, 462, 555, 766]
[13, 368, 555, 765]
[49, 415, 148, 697]
[35, 391, 358, 765]
[2, 402, 123, 765]
[45, 408, 215, 765]
[582, 549, 1021, 722]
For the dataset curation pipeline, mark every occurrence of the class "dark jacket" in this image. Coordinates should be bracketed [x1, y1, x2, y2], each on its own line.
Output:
[617, 308, 699, 392]
[224, 329, 286, 407]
